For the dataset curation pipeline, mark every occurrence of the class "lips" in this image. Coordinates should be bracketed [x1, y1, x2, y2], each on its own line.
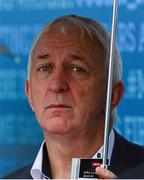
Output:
[47, 104, 71, 109]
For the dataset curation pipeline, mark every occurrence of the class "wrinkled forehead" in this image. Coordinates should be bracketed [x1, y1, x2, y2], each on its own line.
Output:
[32, 21, 103, 53]
[42, 21, 95, 42]
[45, 21, 85, 38]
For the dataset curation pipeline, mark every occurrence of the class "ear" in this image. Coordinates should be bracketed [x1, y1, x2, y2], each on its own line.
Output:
[25, 80, 35, 111]
[111, 81, 124, 111]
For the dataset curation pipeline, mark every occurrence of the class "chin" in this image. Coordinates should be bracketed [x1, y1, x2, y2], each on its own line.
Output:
[42, 117, 73, 135]
[44, 126, 73, 135]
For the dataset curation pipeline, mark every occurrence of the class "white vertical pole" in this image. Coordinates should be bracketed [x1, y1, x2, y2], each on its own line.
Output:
[102, 0, 119, 169]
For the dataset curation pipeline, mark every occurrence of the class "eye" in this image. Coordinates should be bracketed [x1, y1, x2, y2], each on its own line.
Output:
[69, 65, 89, 80]
[72, 66, 86, 74]
[36, 65, 53, 79]
[38, 65, 52, 73]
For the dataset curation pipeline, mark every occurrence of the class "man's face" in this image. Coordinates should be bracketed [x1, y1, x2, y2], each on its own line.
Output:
[26, 24, 107, 135]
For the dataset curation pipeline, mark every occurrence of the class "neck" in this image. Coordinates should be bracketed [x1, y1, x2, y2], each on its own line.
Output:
[44, 120, 109, 179]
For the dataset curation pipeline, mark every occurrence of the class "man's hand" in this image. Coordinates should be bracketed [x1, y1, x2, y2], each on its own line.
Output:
[96, 166, 117, 179]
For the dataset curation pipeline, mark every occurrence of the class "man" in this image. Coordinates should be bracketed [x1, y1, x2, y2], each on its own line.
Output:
[4, 14, 144, 179]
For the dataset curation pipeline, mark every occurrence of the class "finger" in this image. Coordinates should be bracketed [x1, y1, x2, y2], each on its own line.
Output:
[96, 166, 117, 179]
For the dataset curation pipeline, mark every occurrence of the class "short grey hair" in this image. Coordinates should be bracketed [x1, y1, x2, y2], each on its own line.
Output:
[27, 14, 123, 122]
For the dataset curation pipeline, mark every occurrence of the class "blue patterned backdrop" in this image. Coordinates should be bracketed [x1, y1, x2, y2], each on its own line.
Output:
[0, 0, 144, 177]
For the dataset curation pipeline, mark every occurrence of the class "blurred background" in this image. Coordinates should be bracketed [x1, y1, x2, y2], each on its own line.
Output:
[0, 0, 144, 177]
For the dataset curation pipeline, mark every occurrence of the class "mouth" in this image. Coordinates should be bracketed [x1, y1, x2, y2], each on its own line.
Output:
[47, 104, 71, 110]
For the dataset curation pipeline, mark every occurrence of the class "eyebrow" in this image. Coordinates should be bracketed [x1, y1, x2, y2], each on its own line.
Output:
[69, 54, 85, 61]
[69, 54, 90, 67]
[37, 53, 84, 61]
[37, 54, 50, 59]
[36, 53, 89, 66]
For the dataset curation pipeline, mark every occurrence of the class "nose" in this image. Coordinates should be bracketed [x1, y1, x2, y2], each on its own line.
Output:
[49, 69, 69, 93]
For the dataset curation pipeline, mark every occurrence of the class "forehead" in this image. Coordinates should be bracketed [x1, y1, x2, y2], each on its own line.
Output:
[31, 22, 105, 60]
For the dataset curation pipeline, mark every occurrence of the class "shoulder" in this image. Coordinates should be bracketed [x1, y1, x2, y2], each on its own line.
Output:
[3, 164, 32, 179]
[110, 130, 144, 175]
[119, 162, 144, 178]
[114, 130, 144, 155]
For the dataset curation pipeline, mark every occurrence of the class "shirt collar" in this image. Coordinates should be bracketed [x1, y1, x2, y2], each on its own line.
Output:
[31, 129, 115, 179]
[30, 141, 52, 179]
[30, 141, 45, 179]
[92, 129, 114, 164]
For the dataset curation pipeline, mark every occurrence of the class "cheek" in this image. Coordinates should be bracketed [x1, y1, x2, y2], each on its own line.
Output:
[74, 81, 107, 111]
[71, 83, 95, 115]
[71, 82, 89, 102]
[30, 81, 47, 111]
